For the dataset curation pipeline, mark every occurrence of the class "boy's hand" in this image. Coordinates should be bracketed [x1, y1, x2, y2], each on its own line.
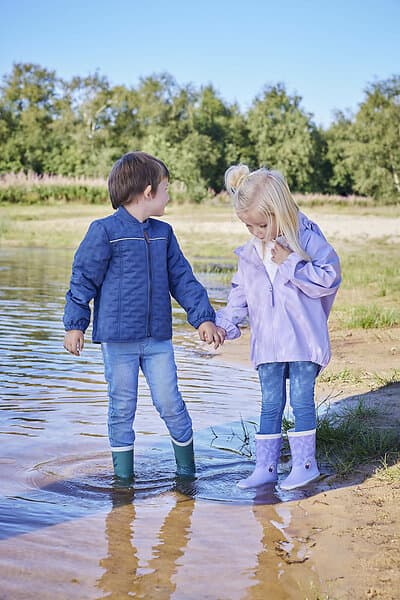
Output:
[198, 321, 225, 349]
[64, 330, 84, 356]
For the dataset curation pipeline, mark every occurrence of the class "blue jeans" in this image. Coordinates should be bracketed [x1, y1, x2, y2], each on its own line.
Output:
[101, 338, 193, 449]
[257, 361, 320, 434]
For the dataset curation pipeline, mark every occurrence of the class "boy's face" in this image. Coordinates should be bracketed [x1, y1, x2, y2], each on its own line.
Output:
[148, 178, 169, 217]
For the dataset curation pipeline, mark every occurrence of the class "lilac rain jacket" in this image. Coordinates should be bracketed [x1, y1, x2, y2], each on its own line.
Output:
[216, 212, 341, 369]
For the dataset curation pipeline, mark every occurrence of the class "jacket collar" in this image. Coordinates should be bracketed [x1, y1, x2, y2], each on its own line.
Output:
[117, 206, 151, 229]
[234, 239, 262, 267]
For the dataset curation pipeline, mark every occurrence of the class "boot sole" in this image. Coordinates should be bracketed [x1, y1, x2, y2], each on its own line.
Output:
[280, 472, 320, 491]
[237, 478, 278, 489]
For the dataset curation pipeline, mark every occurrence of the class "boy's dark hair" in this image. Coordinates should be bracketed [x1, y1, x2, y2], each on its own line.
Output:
[108, 151, 170, 209]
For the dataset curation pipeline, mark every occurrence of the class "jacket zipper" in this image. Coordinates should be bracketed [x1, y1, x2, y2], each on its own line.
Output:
[255, 247, 277, 356]
[144, 230, 152, 336]
[267, 273, 276, 360]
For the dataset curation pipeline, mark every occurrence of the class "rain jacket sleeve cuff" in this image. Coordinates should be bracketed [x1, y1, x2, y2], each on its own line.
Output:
[215, 315, 242, 340]
[64, 319, 89, 332]
[190, 311, 216, 329]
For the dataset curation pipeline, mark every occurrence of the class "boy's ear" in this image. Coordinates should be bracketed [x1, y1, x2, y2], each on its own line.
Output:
[144, 184, 153, 199]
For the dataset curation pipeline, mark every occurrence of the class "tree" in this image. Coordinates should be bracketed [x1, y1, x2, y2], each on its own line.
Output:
[349, 76, 400, 200]
[0, 63, 62, 173]
[247, 83, 322, 192]
[189, 85, 232, 191]
[50, 72, 115, 176]
[325, 110, 355, 195]
[142, 129, 213, 202]
[223, 103, 257, 173]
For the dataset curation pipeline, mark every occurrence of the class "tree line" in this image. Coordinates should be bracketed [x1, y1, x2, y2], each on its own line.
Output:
[0, 63, 399, 202]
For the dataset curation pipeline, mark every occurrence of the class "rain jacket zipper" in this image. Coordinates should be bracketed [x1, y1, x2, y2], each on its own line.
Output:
[144, 230, 152, 336]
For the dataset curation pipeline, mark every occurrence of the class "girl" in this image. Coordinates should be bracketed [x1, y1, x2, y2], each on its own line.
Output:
[216, 165, 341, 490]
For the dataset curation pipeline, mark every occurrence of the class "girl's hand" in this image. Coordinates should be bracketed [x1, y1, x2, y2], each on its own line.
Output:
[64, 330, 84, 356]
[271, 240, 292, 264]
[210, 327, 225, 349]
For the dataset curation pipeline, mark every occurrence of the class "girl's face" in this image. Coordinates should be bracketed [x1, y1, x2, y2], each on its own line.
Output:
[238, 207, 278, 242]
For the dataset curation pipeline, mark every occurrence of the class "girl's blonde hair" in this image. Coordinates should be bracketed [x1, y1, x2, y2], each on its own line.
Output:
[225, 164, 310, 261]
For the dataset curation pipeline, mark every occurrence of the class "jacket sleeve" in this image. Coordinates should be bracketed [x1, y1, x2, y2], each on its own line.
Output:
[215, 261, 248, 340]
[167, 229, 215, 328]
[63, 221, 111, 332]
[278, 226, 341, 299]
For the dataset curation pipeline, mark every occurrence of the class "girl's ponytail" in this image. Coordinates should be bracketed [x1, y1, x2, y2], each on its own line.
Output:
[224, 164, 250, 197]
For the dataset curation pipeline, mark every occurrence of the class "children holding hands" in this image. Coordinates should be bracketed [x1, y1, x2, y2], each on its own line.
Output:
[63, 151, 340, 493]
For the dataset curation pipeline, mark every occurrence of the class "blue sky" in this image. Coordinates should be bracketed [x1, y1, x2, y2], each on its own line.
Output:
[1, 0, 399, 128]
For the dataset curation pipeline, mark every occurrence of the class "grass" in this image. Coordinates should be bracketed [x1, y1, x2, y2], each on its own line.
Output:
[319, 368, 364, 385]
[337, 242, 400, 299]
[0, 172, 108, 204]
[0, 172, 387, 207]
[343, 305, 400, 329]
[282, 400, 400, 478]
[0, 203, 111, 248]
[318, 369, 400, 395]
[330, 236, 400, 331]
[316, 401, 400, 477]
[376, 453, 400, 482]
[372, 369, 400, 387]
[209, 401, 400, 480]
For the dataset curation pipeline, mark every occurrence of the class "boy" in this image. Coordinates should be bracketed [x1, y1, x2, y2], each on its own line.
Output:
[63, 151, 222, 482]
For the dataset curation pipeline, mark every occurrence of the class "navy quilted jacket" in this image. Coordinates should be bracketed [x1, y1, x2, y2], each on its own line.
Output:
[63, 206, 215, 342]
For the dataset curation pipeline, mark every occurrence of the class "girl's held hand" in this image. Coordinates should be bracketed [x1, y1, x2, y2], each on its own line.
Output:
[64, 330, 84, 356]
[216, 326, 226, 340]
[271, 240, 292, 264]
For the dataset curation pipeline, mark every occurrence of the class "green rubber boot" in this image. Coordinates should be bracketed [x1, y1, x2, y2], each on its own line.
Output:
[171, 437, 195, 477]
[111, 448, 134, 481]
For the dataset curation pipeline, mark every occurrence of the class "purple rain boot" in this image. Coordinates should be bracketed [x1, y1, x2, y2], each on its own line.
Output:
[237, 433, 282, 489]
[280, 429, 320, 490]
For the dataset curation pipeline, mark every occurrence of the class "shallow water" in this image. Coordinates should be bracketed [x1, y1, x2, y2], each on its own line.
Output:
[0, 248, 324, 599]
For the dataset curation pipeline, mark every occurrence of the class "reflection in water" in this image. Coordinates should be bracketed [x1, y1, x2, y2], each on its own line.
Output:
[96, 491, 318, 600]
[97, 491, 138, 598]
[249, 503, 320, 599]
[97, 491, 193, 599]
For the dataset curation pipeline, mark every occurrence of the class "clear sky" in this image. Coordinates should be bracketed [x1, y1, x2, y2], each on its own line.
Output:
[1, 0, 399, 128]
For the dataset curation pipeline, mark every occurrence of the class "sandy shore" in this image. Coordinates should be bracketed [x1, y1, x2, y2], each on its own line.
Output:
[210, 325, 400, 599]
